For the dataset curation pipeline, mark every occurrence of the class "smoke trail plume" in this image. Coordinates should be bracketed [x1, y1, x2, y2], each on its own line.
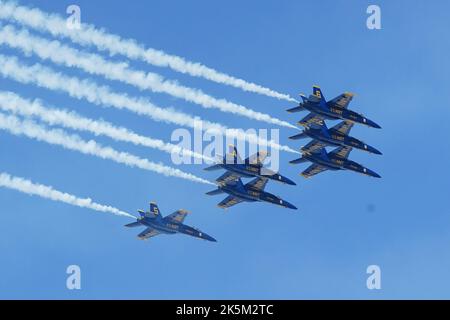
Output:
[0, 90, 211, 162]
[0, 112, 214, 185]
[0, 24, 295, 128]
[0, 54, 299, 154]
[0, 1, 296, 102]
[0, 172, 134, 218]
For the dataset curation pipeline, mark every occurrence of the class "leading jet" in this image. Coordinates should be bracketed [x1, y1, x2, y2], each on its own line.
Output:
[206, 171, 297, 210]
[289, 115, 382, 155]
[287, 86, 381, 129]
[290, 145, 381, 179]
[204, 145, 296, 185]
[125, 202, 217, 242]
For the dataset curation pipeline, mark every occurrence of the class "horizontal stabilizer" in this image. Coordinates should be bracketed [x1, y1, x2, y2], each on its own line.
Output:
[124, 221, 142, 228]
[204, 164, 222, 171]
[206, 189, 224, 196]
[289, 132, 308, 140]
[287, 105, 305, 113]
[289, 157, 308, 164]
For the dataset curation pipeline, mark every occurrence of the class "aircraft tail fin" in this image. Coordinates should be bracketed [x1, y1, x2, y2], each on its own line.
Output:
[316, 148, 329, 160]
[235, 178, 246, 193]
[299, 93, 308, 103]
[312, 85, 326, 102]
[148, 202, 160, 217]
[225, 145, 243, 164]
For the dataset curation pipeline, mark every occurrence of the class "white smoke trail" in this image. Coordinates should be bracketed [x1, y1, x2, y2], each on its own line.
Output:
[0, 90, 211, 163]
[0, 24, 295, 129]
[0, 172, 134, 218]
[0, 54, 299, 154]
[0, 112, 214, 185]
[0, 1, 296, 102]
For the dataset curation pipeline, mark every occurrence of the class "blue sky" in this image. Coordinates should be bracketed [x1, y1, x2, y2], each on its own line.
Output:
[0, 0, 449, 299]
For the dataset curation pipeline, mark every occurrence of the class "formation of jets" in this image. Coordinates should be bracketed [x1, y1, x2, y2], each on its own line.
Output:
[205, 146, 297, 210]
[287, 86, 382, 179]
[125, 86, 381, 242]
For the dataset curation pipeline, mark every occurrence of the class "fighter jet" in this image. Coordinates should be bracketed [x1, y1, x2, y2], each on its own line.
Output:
[290, 145, 381, 179]
[287, 86, 381, 129]
[289, 115, 382, 155]
[204, 145, 296, 185]
[125, 202, 216, 242]
[206, 171, 297, 210]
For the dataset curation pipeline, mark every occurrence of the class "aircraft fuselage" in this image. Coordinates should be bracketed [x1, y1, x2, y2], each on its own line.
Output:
[304, 128, 381, 155]
[302, 153, 381, 178]
[139, 217, 214, 240]
[302, 102, 381, 129]
[218, 185, 297, 209]
[218, 163, 296, 185]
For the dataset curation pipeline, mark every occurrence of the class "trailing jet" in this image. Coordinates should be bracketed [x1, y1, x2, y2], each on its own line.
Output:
[204, 145, 296, 185]
[290, 145, 381, 179]
[125, 202, 216, 242]
[287, 86, 381, 129]
[289, 115, 382, 155]
[206, 171, 297, 210]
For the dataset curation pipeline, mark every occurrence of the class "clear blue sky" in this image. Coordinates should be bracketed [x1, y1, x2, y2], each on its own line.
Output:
[0, 0, 449, 299]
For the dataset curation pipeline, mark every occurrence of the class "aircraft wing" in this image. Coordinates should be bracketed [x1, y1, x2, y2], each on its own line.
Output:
[298, 113, 325, 128]
[216, 171, 241, 186]
[331, 120, 354, 136]
[330, 146, 353, 159]
[246, 150, 268, 166]
[245, 177, 269, 191]
[137, 227, 161, 240]
[329, 92, 354, 109]
[301, 164, 328, 178]
[217, 195, 244, 209]
[164, 209, 189, 224]
[301, 139, 327, 153]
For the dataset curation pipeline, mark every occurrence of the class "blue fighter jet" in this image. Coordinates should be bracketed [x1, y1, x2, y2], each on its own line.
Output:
[289, 115, 382, 155]
[290, 145, 381, 179]
[287, 86, 381, 129]
[125, 202, 216, 242]
[206, 171, 297, 210]
[204, 145, 296, 185]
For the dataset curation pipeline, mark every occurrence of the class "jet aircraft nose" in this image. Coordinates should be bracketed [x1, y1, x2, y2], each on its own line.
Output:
[364, 168, 381, 178]
[280, 199, 298, 210]
[201, 233, 217, 242]
[281, 176, 297, 186]
[365, 118, 382, 129]
[365, 145, 383, 155]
